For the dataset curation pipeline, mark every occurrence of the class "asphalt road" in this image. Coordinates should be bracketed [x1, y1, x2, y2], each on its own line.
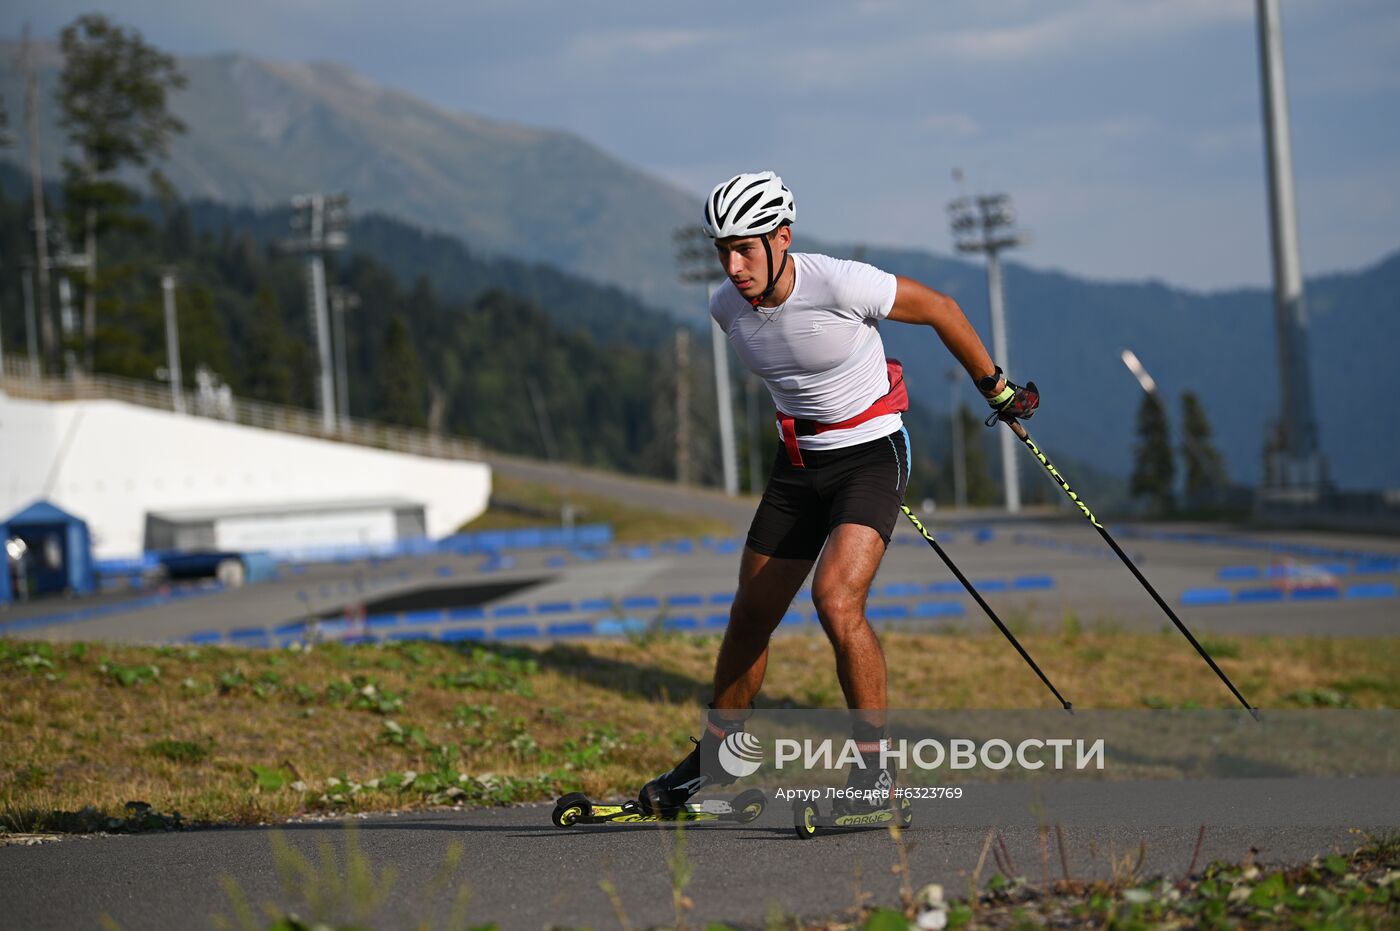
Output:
[3, 778, 1396, 930]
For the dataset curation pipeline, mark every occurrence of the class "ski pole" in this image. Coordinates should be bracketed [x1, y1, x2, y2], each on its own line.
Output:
[900, 505, 1073, 713]
[999, 419, 1259, 719]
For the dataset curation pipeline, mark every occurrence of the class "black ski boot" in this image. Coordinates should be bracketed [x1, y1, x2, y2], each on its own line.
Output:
[831, 734, 896, 816]
[791, 720, 912, 838]
[639, 707, 747, 814]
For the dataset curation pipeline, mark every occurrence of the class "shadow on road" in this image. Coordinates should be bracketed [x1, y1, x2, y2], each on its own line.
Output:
[531, 641, 824, 712]
[198, 812, 795, 842]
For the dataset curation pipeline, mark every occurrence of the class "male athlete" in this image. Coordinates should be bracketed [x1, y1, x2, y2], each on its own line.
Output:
[640, 171, 1039, 814]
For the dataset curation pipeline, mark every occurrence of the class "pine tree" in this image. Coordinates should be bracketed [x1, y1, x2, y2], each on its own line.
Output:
[1131, 393, 1175, 514]
[1180, 391, 1227, 502]
[243, 287, 295, 405]
[56, 13, 186, 369]
[376, 313, 427, 427]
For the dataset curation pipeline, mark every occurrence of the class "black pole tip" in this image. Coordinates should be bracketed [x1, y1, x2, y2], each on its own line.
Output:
[1063, 702, 1074, 715]
[1248, 707, 1261, 722]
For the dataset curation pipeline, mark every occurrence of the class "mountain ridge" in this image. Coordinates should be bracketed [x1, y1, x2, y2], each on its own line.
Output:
[3, 39, 1396, 489]
[0, 40, 702, 310]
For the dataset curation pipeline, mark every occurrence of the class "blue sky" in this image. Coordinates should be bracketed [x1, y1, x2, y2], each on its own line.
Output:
[9, 0, 1399, 290]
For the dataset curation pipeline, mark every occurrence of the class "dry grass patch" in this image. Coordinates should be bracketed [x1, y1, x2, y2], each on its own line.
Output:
[2, 630, 1397, 831]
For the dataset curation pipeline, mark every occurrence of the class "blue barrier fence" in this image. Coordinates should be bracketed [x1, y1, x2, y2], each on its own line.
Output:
[1217, 559, 1400, 581]
[1180, 581, 1397, 607]
[174, 571, 1060, 647]
[180, 596, 973, 649]
[88, 525, 621, 588]
[15, 520, 1060, 645]
[1117, 526, 1400, 566]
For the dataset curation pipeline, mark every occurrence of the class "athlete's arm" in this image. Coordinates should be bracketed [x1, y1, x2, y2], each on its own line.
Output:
[887, 276, 1000, 388]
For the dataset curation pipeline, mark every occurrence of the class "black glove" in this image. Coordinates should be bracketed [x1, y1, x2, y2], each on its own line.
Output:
[979, 367, 1040, 426]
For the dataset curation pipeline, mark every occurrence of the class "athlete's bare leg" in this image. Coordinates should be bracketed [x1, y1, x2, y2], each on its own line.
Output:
[811, 523, 888, 712]
[712, 545, 814, 713]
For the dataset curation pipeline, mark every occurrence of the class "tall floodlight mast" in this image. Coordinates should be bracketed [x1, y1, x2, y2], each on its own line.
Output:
[329, 286, 360, 430]
[1255, 0, 1325, 491]
[160, 269, 185, 413]
[949, 190, 1027, 513]
[284, 193, 349, 431]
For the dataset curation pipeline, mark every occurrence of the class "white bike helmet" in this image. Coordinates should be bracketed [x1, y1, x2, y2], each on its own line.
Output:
[702, 171, 796, 239]
[703, 171, 796, 306]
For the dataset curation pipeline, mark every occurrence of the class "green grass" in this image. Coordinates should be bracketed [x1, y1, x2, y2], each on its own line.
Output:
[2, 632, 1398, 832]
[147, 738, 213, 763]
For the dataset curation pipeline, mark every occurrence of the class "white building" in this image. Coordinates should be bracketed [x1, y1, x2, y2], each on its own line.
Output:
[0, 392, 490, 560]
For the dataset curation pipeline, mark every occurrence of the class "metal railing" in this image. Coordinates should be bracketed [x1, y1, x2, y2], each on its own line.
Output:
[0, 354, 484, 462]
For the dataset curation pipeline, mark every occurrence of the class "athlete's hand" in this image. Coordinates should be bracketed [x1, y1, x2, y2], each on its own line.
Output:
[982, 373, 1039, 426]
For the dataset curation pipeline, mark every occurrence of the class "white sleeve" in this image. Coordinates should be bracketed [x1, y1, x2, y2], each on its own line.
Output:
[831, 258, 898, 320]
[709, 282, 742, 334]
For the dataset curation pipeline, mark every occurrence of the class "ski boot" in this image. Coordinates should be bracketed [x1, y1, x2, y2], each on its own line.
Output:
[793, 734, 912, 839]
[638, 705, 751, 815]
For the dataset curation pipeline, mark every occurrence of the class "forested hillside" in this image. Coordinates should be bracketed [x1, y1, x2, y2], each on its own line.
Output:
[5, 175, 1041, 504]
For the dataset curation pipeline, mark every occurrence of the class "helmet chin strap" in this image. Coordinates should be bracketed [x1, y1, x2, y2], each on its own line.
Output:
[750, 234, 789, 308]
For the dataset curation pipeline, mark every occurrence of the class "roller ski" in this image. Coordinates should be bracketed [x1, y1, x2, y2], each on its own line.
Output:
[552, 705, 764, 827]
[792, 734, 912, 839]
[791, 795, 912, 839]
[551, 788, 767, 827]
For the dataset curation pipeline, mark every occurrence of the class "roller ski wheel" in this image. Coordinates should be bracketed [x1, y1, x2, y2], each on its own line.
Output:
[794, 802, 818, 840]
[897, 795, 914, 828]
[551, 792, 591, 828]
[550, 788, 766, 827]
[790, 796, 914, 839]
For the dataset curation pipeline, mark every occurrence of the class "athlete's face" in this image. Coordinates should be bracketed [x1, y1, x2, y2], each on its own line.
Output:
[714, 226, 791, 301]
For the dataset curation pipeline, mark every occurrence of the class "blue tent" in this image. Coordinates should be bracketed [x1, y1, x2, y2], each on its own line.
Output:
[1, 500, 95, 604]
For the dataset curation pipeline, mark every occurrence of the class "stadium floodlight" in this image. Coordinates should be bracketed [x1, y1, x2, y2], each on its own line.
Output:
[161, 270, 185, 414]
[948, 184, 1029, 513]
[1255, 0, 1325, 490]
[330, 286, 360, 429]
[284, 193, 351, 432]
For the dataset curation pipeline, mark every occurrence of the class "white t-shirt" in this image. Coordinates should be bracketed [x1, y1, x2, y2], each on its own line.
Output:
[710, 252, 900, 450]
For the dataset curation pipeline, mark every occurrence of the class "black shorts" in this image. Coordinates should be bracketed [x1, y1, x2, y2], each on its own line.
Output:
[746, 427, 912, 561]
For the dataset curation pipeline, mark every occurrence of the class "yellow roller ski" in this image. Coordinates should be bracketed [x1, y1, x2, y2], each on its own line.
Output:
[792, 797, 912, 840]
[551, 789, 766, 828]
